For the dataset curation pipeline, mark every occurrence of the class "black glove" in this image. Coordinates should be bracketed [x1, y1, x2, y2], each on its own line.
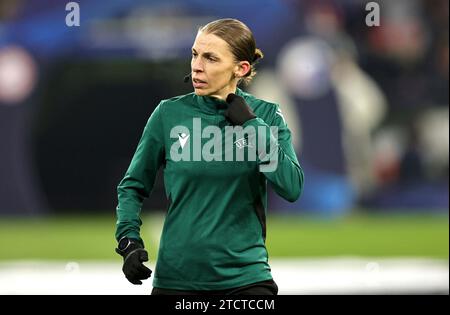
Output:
[115, 237, 152, 285]
[224, 93, 256, 126]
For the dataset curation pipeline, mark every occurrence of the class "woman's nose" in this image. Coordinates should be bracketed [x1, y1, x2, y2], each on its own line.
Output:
[192, 58, 204, 72]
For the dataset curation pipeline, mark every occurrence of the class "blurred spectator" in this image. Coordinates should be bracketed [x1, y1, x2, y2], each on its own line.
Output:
[251, 1, 387, 216]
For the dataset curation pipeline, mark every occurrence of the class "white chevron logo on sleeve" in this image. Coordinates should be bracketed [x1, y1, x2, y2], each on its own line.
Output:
[276, 109, 286, 124]
[178, 133, 190, 149]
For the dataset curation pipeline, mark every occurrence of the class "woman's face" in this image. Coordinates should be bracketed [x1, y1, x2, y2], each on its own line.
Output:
[191, 31, 246, 100]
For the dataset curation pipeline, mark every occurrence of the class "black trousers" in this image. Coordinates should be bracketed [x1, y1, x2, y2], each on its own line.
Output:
[151, 279, 278, 295]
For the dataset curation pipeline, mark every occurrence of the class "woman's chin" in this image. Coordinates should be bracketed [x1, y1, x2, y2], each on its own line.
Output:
[194, 89, 209, 96]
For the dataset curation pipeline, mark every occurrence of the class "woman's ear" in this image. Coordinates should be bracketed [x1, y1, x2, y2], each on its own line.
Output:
[235, 61, 251, 78]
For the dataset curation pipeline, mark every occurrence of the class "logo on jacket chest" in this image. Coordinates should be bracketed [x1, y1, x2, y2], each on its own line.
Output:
[169, 118, 278, 172]
[234, 137, 252, 149]
[177, 133, 190, 149]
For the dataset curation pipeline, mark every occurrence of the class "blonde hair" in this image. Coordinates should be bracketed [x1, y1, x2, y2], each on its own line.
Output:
[199, 18, 264, 85]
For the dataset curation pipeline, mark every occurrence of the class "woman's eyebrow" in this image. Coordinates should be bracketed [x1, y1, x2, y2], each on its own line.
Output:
[192, 48, 219, 58]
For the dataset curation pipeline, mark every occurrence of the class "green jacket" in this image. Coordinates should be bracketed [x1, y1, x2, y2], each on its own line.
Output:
[116, 88, 304, 290]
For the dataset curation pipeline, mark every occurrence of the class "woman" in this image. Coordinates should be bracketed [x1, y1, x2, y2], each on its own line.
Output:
[115, 18, 304, 295]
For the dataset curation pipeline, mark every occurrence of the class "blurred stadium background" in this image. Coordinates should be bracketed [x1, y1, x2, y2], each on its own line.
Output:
[0, 0, 448, 294]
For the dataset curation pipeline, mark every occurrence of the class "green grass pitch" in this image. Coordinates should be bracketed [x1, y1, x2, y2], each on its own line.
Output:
[0, 212, 447, 261]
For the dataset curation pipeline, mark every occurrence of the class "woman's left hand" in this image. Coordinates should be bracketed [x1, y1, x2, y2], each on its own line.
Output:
[224, 93, 256, 125]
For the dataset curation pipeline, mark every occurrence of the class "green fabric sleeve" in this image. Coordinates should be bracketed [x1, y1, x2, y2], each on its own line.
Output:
[243, 105, 304, 202]
[115, 103, 165, 244]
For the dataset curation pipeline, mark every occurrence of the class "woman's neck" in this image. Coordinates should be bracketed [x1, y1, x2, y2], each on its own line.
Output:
[209, 83, 238, 101]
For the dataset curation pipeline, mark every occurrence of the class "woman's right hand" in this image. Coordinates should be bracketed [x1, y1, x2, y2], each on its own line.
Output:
[116, 237, 152, 285]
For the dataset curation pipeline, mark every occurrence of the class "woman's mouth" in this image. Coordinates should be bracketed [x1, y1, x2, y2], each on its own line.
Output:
[193, 78, 208, 88]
